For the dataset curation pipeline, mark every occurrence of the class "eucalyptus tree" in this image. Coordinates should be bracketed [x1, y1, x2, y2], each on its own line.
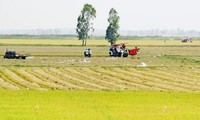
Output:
[105, 8, 120, 45]
[76, 4, 96, 46]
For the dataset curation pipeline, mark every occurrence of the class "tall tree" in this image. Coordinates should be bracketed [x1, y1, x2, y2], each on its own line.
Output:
[105, 8, 120, 45]
[76, 4, 96, 46]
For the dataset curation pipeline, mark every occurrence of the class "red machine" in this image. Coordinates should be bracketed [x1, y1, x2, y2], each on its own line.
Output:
[128, 47, 140, 55]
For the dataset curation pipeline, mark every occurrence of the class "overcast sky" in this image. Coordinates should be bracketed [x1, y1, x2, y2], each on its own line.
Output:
[0, 0, 200, 31]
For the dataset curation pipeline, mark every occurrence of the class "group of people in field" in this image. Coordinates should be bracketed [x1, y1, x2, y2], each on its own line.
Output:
[84, 48, 92, 57]
[109, 43, 129, 57]
[84, 43, 139, 58]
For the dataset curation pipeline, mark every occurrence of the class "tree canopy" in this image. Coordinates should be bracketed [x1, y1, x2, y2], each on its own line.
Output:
[105, 8, 120, 45]
[76, 4, 96, 46]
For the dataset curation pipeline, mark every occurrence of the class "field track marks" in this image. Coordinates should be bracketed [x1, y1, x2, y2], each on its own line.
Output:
[80, 68, 129, 90]
[90, 67, 154, 91]
[42, 68, 85, 90]
[88, 67, 142, 90]
[143, 68, 200, 92]
[110, 68, 176, 91]
[46, 68, 93, 90]
[75, 68, 125, 90]
[25, 68, 69, 90]
[0, 68, 37, 90]
[61, 68, 109, 90]
[10, 68, 47, 91]
[123, 68, 192, 92]
[168, 68, 200, 85]
[32, 68, 80, 90]
[0, 68, 24, 89]
[0, 78, 20, 90]
[125, 68, 194, 92]
[154, 68, 200, 85]
[13, 69, 48, 91]
[155, 68, 200, 91]
[4, 68, 44, 90]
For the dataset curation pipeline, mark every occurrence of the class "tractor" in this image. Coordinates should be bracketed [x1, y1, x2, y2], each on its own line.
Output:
[109, 43, 140, 57]
[4, 50, 27, 59]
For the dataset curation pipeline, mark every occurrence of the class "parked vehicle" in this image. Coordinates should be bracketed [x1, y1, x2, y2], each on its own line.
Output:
[182, 37, 192, 43]
[4, 50, 26, 59]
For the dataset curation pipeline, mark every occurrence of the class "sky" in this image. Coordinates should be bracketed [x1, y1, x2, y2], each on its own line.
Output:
[0, 0, 200, 31]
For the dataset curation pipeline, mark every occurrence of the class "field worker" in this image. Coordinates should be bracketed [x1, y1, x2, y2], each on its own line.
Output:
[109, 47, 113, 56]
[114, 47, 117, 56]
[88, 48, 92, 57]
[84, 49, 88, 57]
[122, 44, 126, 50]
[120, 49, 124, 57]
[116, 46, 121, 53]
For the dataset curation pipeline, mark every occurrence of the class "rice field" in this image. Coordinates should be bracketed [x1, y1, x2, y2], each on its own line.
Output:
[1, 39, 200, 46]
[0, 91, 199, 120]
[0, 39, 200, 119]
[0, 66, 199, 92]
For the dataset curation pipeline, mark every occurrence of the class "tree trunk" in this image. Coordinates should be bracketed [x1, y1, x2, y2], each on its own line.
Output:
[84, 39, 87, 46]
[82, 39, 85, 46]
[111, 40, 115, 45]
